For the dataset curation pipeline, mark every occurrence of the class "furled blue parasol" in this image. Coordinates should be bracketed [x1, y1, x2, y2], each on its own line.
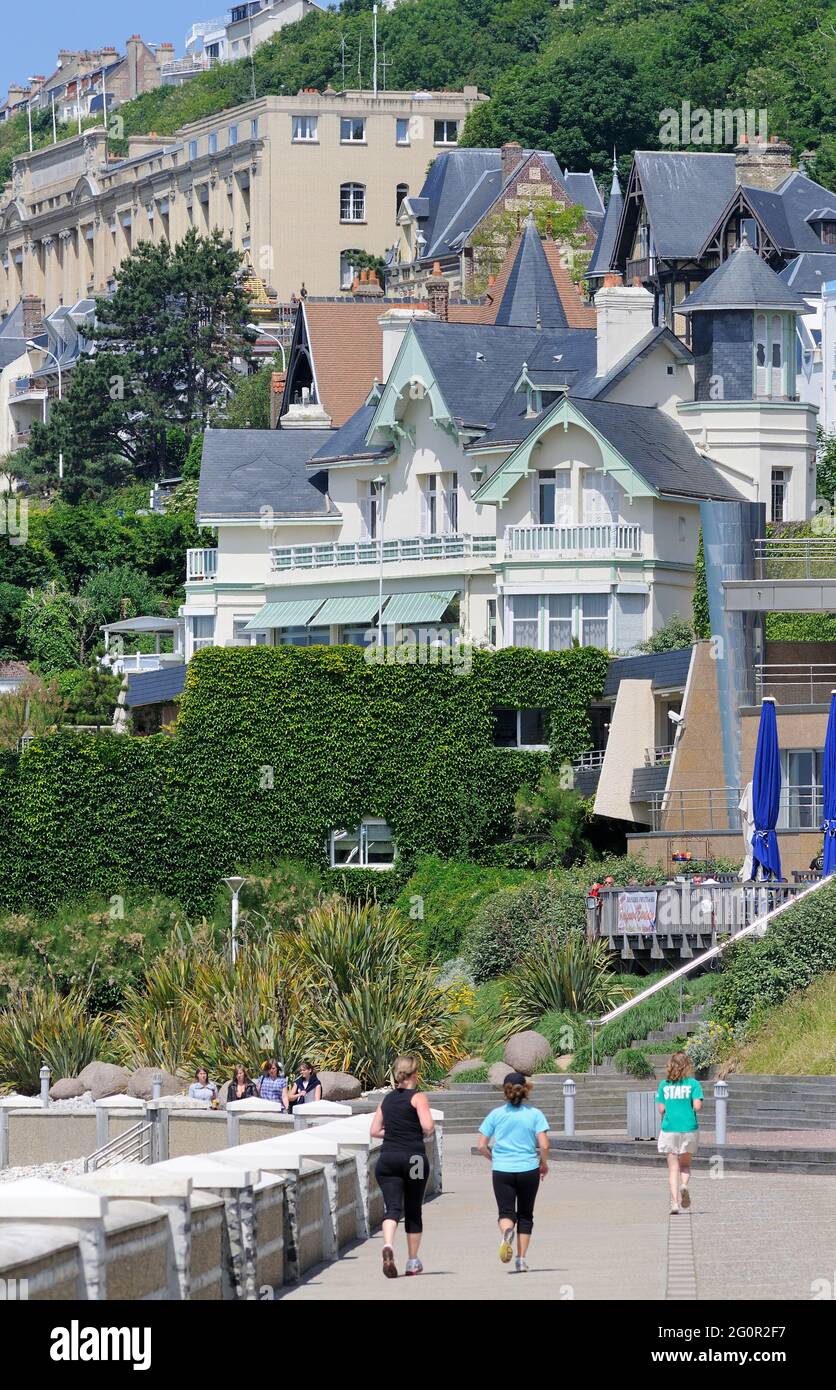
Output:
[751, 697, 782, 882]
[821, 690, 836, 876]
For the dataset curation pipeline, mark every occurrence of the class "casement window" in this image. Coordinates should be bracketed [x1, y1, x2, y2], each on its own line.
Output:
[208, 132, 218, 155]
[360, 481, 379, 540]
[510, 594, 615, 652]
[537, 469, 570, 525]
[340, 116, 366, 143]
[434, 119, 458, 145]
[189, 615, 214, 652]
[780, 749, 823, 830]
[487, 598, 497, 647]
[340, 182, 365, 222]
[771, 467, 789, 523]
[582, 470, 619, 525]
[340, 252, 356, 290]
[492, 707, 549, 750]
[396, 182, 409, 219]
[276, 627, 329, 647]
[755, 312, 788, 398]
[331, 819, 395, 868]
[232, 618, 268, 647]
[188, 139, 198, 160]
[228, 125, 238, 147]
[250, 117, 259, 139]
[396, 118, 410, 146]
[421, 473, 458, 534]
[292, 115, 317, 142]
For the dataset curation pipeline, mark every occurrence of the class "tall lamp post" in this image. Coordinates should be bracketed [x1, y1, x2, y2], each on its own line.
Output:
[27, 340, 63, 479]
[373, 474, 388, 648]
[222, 876, 247, 965]
[246, 323, 286, 372]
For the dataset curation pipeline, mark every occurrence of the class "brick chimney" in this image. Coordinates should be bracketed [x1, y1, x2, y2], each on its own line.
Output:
[426, 260, 449, 321]
[269, 370, 286, 429]
[22, 294, 44, 341]
[126, 35, 143, 98]
[354, 268, 384, 298]
[734, 134, 793, 191]
[501, 141, 524, 182]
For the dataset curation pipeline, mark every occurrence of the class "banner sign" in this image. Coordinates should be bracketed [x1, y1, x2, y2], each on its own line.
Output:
[616, 890, 658, 935]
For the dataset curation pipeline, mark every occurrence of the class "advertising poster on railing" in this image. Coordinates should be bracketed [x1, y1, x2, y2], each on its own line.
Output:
[616, 890, 658, 934]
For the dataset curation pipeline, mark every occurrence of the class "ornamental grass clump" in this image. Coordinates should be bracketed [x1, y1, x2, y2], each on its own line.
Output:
[504, 933, 630, 1029]
[0, 984, 112, 1094]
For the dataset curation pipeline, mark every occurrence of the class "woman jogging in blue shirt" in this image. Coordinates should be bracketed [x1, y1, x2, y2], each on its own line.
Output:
[476, 1071, 550, 1273]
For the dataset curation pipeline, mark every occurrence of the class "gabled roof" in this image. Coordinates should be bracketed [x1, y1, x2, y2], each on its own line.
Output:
[773, 170, 836, 253]
[414, 148, 501, 261]
[473, 395, 741, 506]
[197, 428, 338, 522]
[633, 151, 737, 258]
[778, 252, 836, 296]
[300, 301, 387, 428]
[678, 240, 809, 314]
[571, 325, 692, 400]
[587, 163, 623, 280]
[493, 216, 569, 328]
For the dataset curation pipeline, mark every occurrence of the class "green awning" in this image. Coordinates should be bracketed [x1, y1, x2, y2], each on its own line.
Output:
[315, 594, 382, 625]
[381, 591, 456, 625]
[245, 599, 324, 630]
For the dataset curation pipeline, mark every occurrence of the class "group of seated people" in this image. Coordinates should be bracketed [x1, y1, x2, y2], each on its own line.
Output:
[188, 1058, 322, 1111]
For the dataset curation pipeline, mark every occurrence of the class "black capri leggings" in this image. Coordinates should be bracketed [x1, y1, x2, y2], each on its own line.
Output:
[376, 1147, 428, 1234]
[492, 1167, 540, 1235]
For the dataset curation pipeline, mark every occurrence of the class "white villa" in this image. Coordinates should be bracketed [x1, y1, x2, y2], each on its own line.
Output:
[184, 221, 814, 661]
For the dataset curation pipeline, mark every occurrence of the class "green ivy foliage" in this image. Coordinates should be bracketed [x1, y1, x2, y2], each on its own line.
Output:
[692, 531, 710, 640]
[0, 644, 608, 913]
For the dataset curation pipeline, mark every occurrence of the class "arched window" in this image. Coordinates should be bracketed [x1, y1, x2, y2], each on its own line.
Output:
[340, 183, 365, 223]
[396, 182, 409, 219]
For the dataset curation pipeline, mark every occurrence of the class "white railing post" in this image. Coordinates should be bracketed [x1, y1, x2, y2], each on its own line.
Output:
[713, 1079, 729, 1145]
[40, 1064, 51, 1109]
[563, 1078, 576, 1136]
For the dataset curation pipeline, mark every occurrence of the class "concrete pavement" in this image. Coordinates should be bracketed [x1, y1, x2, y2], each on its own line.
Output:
[281, 1135, 836, 1301]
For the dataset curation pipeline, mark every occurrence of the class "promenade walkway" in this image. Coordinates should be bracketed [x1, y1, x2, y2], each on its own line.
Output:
[282, 1135, 836, 1301]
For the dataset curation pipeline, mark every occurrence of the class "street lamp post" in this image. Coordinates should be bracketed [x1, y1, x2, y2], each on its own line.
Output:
[246, 323, 286, 373]
[27, 340, 63, 479]
[373, 475, 387, 648]
[222, 876, 247, 965]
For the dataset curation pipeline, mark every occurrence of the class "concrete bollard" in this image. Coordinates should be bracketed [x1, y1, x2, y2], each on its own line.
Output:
[227, 1111, 240, 1147]
[39, 1065, 51, 1110]
[0, 1108, 7, 1169]
[147, 1103, 169, 1164]
[563, 1078, 576, 1137]
[713, 1079, 728, 1146]
[151, 1071, 163, 1102]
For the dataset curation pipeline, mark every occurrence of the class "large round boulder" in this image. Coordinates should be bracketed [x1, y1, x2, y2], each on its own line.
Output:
[127, 1067, 185, 1100]
[217, 1079, 232, 1110]
[49, 1077, 85, 1101]
[318, 1071, 362, 1102]
[76, 1062, 130, 1101]
[449, 1058, 485, 1079]
[504, 1031, 551, 1075]
[488, 1061, 515, 1088]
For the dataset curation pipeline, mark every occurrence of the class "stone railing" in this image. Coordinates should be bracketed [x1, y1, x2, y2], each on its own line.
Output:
[0, 1098, 443, 1300]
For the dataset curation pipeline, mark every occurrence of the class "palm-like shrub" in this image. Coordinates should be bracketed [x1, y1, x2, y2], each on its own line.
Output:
[293, 899, 417, 992]
[0, 985, 112, 1093]
[504, 933, 630, 1027]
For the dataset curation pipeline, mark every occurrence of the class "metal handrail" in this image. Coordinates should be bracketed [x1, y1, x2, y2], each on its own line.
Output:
[587, 872, 832, 1069]
[753, 537, 836, 579]
[649, 784, 823, 832]
[754, 664, 836, 706]
[83, 1119, 153, 1172]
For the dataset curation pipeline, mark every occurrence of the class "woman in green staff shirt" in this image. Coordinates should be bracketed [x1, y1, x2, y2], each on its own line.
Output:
[656, 1051, 703, 1214]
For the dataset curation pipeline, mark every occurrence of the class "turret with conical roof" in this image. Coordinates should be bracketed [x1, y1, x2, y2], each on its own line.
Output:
[586, 153, 624, 288]
[679, 237, 808, 401]
[493, 212, 568, 328]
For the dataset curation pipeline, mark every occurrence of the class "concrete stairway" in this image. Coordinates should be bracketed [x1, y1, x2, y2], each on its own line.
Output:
[425, 1074, 836, 1135]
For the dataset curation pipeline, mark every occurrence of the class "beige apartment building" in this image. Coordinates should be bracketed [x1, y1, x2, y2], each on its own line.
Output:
[0, 87, 485, 314]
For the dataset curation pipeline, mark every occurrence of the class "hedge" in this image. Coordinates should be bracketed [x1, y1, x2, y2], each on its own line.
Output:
[0, 644, 608, 912]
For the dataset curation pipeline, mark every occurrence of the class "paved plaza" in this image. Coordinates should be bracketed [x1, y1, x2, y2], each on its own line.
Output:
[283, 1135, 836, 1301]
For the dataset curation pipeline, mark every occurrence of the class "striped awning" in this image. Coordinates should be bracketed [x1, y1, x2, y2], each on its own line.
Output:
[380, 591, 456, 625]
[244, 599, 324, 630]
[314, 594, 382, 625]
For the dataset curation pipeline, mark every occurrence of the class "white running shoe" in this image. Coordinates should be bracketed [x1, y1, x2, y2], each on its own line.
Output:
[515, 1256, 529, 1273]
[405, 1257, 423, 1276]
[670, 1201, 680, 1215]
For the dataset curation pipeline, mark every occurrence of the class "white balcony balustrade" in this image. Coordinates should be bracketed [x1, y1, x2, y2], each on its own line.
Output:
[187, 548, 219, 581]
[270, 533, 497, 572]
[504, 523, 643, 557]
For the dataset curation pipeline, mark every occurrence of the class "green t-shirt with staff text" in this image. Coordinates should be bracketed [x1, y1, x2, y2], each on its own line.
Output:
[656, 1076, 703, 1132]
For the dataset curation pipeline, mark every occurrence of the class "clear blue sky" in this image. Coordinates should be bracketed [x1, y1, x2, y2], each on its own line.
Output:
[0, 0, 230, 96]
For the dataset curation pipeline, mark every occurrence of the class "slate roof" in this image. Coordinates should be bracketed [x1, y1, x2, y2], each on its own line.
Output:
[678, 240, 809, 314]
[415, 148, 500, 260]
[633, 151, 737, 258]
[569, 398, 742, 501]
[493, 216, 569, 328]
[587, 165, 624, 280]
[0, 302, 27, 371]
[311, 402, 393, 466]
[603, 646, 694, 697]
[197, 428, 338, 521]
[772, 170, 836, 253]
[125, 664, 187, 710]
[779, 252, 836, 295]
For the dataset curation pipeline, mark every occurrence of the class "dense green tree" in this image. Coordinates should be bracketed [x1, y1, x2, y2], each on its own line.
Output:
[216, 362, 278, 430]
[0, 582, 28, 657]
[78, 564, 165, 627]
[18, 588, 85, 673]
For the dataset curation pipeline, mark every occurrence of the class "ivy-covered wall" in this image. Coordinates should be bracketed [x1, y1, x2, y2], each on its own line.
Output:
[0, 644, 609, 912]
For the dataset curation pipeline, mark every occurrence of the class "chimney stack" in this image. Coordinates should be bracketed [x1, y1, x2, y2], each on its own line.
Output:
[22, 295, 45, 341]
[426, 260, 449, 321]
[354, 268, 384, 298]
[595, 280, 654, 378]
[734, 134, 792, 191]
[269, 370, 286, 429]
[501, 141, 524, 182]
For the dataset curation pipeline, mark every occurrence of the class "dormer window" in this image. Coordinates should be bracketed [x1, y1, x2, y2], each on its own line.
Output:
[806, 207, 836, 246]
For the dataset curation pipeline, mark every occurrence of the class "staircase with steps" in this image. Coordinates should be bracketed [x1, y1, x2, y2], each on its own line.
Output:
[423, 1074, 836, 1135]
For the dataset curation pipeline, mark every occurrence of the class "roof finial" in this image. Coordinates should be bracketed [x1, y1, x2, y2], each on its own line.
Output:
[535, 297, 542, 331]
[740, 226, 751, 248]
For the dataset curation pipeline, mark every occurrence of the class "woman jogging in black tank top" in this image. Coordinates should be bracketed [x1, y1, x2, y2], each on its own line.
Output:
[370, 1053, 435, 1278]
